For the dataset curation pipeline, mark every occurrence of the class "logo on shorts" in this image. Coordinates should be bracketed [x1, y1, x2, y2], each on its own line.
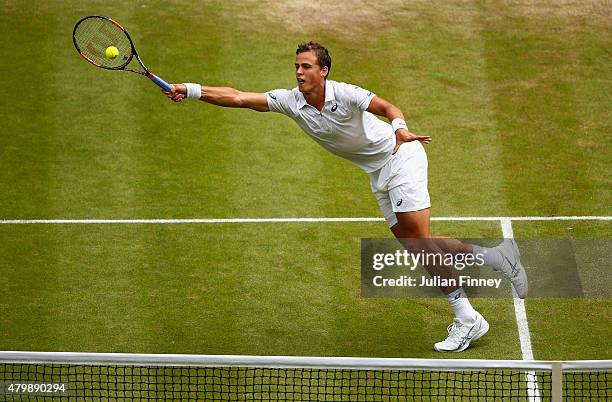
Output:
[396, 199, 403, 206]
[331, 103, 338, 112]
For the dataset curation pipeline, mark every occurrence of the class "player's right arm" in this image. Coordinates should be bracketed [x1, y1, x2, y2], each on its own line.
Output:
[164, 84, 269, 112]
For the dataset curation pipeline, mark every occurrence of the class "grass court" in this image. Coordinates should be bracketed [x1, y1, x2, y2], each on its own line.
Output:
[1, 0, 610, 371]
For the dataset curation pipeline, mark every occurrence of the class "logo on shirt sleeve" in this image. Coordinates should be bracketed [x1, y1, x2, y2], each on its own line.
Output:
[267, 92, 277, 100]
[331, 103, 338, 112]
[353, 86, 372, 96]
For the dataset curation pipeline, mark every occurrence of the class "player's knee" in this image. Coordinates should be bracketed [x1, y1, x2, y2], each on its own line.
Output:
[393, 211, 430, 237]
[392, 222, 429, 239]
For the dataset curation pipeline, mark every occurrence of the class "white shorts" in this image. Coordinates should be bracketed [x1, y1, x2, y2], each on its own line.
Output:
[368, 141, 431, 227]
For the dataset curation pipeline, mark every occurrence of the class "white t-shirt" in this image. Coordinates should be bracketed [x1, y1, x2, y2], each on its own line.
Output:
[266, 80, 395, 173]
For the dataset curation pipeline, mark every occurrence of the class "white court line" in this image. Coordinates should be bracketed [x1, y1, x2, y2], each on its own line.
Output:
[0, 216, 610, 224]
[501, 218, 540, 401]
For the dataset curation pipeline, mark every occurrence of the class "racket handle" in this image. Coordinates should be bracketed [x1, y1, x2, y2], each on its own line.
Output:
[146, 72, 173, 91]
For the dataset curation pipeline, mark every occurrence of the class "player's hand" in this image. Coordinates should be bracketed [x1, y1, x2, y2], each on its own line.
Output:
[392, 129, 431, 154]
[163, 84, 187, 102]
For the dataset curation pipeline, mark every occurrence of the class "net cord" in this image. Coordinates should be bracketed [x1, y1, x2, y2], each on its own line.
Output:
[0, 352, 610, 372]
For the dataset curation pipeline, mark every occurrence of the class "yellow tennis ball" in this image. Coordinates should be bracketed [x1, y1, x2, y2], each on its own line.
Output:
[105, 46, 119, 59]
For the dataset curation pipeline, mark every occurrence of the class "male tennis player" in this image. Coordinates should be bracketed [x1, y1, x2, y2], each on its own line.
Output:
[163, 42, 528, 352]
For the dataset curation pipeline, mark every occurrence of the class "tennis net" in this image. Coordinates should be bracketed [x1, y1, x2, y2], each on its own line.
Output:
[0, 352, 609, 401]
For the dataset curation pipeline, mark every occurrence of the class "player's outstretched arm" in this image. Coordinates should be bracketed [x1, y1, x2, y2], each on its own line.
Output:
[163, 84, 269, 112]
[367, 96, 431, 154]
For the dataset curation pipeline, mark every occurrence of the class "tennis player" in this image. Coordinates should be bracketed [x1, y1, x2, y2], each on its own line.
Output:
[162, 42, 528, 352]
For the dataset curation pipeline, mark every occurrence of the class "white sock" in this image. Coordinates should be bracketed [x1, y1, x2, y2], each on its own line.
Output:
[472, 244, 503, 270]
[447, 288, 477, 323]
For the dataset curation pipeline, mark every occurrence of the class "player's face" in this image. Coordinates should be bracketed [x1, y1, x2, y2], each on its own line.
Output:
[295, 51, 328, 93]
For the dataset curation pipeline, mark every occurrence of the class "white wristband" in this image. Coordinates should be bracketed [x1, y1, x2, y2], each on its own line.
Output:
[391, 117, 408, 133]
[184, 83, 202, 100]
[391, 118, 408, 133]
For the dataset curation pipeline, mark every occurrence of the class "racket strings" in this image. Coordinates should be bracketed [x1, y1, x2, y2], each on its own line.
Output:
[74, 17, 132, 69]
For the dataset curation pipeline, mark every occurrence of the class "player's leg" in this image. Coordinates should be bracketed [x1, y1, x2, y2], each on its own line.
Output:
[369, 142, 523, 351]
[426, 235, 528, 299]
[372, 142, 488, 351]
[390, 209, 460, 294]
[390, 208, 489, 352]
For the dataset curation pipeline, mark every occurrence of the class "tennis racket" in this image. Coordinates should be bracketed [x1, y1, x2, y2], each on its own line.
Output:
[73, 15, 173, 91]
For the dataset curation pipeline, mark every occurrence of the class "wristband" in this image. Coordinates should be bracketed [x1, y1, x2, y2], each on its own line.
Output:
[184, 83, 202, 100]
[391, 118, 408, 133]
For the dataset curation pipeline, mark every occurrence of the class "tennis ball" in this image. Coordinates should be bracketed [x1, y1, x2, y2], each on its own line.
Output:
[105, 46, 119, 59]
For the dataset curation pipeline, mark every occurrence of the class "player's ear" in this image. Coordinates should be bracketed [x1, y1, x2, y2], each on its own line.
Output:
[321, 66, 329, 79]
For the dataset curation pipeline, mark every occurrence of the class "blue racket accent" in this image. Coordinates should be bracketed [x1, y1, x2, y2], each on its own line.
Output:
[147, 73, 172, 91]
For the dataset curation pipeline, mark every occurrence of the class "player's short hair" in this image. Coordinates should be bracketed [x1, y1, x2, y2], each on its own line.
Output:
[296, 42, 331, 79]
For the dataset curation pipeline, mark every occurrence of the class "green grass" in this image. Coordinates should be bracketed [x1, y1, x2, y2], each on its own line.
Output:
[0, 0, 610, 370]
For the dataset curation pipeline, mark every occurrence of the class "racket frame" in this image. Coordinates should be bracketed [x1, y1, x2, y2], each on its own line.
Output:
[73, 15, 172, 91]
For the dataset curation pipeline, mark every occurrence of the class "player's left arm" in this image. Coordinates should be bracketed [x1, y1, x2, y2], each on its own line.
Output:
[366, 96, 431, 154]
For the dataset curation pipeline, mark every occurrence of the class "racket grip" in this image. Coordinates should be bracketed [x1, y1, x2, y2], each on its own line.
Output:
[146, 72, 173, 91]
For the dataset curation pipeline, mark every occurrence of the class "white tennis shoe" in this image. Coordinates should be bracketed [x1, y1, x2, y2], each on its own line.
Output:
[434, 312, 489, 352]
[493, 239, 528, 298]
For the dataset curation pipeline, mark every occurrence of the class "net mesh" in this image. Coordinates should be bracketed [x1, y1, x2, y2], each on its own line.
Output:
[73, 17, 132, 68]
[563, 371, 611, 401]
[0, 362, 608, 401]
